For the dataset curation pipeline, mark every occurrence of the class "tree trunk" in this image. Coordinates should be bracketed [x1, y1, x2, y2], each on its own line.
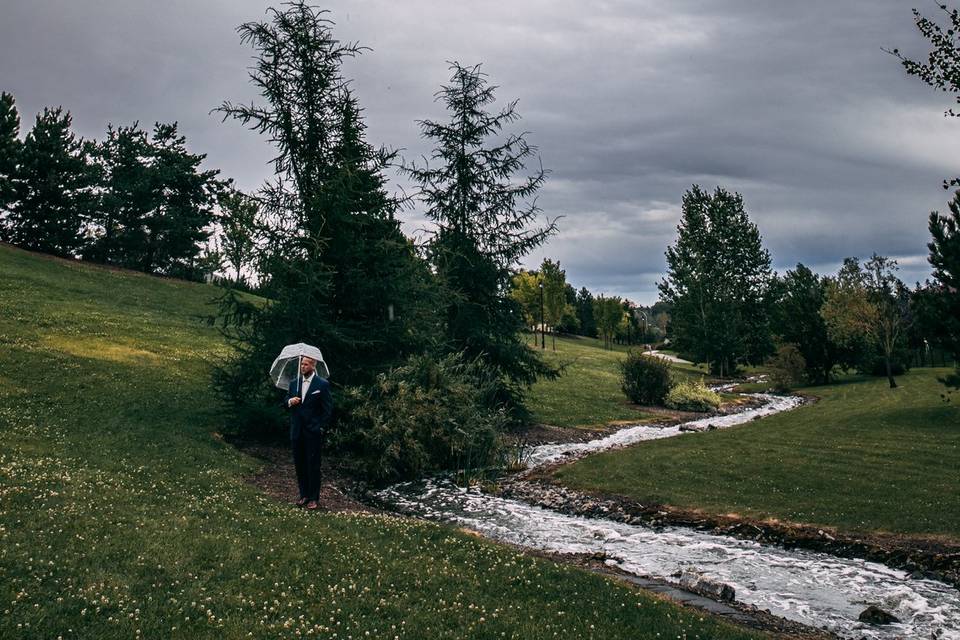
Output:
[885, 355, 897, 389]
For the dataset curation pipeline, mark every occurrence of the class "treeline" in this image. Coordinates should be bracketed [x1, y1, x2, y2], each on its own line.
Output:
[0, 93, 240, 281]
[510, 258, 669, 349]
[659, 185, 959, 389]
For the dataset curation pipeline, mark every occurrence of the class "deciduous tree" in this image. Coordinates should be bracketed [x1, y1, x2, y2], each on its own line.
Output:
[658, 185, 774, 376]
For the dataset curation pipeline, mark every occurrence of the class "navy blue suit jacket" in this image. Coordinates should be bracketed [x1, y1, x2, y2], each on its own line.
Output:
[284, 375, 333, 440]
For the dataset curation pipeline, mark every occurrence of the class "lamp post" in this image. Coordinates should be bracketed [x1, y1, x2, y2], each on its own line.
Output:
[539, 281, 545, 350]
[634, 309, 648, 351]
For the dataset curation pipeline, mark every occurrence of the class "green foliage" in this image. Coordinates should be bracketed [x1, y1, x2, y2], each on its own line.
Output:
[822, 255, 911, 388]
[892, 4, 960, 189]
[619, 351, 673, 405]
[594, 294, 625, 349]
[342, 352, 508, 483]
[402, 61, 558, 423]
[555, 283, 581, 334]
[510, 269, 541, 328]
[664, 378, 721, 412]
[658, 185, 774, 376]
[213, 3, 438, 435]
[576, 286, 597, 337]
[770, 264, 845, 384]
[5, 106, 96, 257]
[927, 192, 960, 381]
[88, 121, 225, 278]
[215, 188, 259, 284]
[540, 258, 572, 344]
[767, 344, 807, 392]
[0, 92, 19, 221]
[556, 369, 960, 538]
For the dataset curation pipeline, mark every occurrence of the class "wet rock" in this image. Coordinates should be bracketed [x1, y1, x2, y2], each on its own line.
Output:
[858, 605, 900, 625]
[677, 570, 736, 602]
[679, 424, 702, 432]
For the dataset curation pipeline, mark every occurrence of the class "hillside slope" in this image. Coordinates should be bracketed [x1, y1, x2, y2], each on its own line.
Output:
[0, 244, 764, 639]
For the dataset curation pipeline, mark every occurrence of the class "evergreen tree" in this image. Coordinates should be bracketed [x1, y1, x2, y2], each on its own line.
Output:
[771, 264, 844, 383]
[7, 107, 95, 257]
[926, 192, 960, 387]
[88, 122, 222, 277]
[213, 2, 436, 433]
[87, 123, 154, 265]
[403, 62, 557, 422]
[576, 287, 597, 337]
[0, 92, 20, 231]
[144, 122, 223, 278]
[658, 185, 774, 376]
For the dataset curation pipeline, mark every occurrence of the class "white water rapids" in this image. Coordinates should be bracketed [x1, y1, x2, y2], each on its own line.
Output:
[374, 394, 960, 639]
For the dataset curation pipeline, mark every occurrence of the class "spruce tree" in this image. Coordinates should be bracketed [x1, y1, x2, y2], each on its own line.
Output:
[576, 287, 597, 337]
[7, 107, 95, 257]
[926, 193, 960, 387]
[87, 123, 154, 265]
[145, 122, 222, 278]
[403, 62, 557, 422]
[88, 121, 223, 278]
[0, 92, 20, 232]
[771, 264, 845, 383]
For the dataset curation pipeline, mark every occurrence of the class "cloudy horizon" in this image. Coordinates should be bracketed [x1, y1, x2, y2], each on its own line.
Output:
[3, 1, 957, 304]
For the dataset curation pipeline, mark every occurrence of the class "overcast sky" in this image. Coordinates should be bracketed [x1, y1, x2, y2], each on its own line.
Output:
[3, 1, 958, 304]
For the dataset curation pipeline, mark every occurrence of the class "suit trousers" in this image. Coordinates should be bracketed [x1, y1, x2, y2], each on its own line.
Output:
[292, 431, 323, 501]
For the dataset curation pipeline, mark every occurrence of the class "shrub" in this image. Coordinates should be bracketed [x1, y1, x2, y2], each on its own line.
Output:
[664, 378, 721, 412]
[340, 352, 509, 484]
[767, 344, 807, 391]
[620, 352, 673, 405]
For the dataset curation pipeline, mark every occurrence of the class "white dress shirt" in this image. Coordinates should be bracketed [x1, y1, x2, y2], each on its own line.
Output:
[300, 374, 314, 401]
[289, 374, 315, 406]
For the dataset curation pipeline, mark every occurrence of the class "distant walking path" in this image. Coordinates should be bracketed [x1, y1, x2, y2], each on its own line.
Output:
[643, 349, 693, 365]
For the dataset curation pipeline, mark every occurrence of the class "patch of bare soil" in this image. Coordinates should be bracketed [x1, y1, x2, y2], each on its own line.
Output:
[239, 442, 381, 514]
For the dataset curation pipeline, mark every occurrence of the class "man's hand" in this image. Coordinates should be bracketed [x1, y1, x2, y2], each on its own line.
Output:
[288, 397, 302, 407]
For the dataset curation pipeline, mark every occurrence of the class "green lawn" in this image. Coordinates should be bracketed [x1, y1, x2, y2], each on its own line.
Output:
[526, 334, 710, 428]
[0, 244, 764, 640]
[553, 369, 960, 539]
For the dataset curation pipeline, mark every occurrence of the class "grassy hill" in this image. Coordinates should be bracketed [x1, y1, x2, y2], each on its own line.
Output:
[0, 244, 765, 639]
[526, 334, 711, 429]
[553, 369, 960, 539]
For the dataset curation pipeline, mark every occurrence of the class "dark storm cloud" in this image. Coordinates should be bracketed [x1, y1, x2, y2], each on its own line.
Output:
[2, 1, 957, 302]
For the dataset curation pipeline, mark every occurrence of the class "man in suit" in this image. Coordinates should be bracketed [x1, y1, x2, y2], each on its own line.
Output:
[284, 355, 333, 510]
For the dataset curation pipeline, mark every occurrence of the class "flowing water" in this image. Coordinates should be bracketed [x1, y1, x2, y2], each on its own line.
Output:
[374, 394, 960, 639]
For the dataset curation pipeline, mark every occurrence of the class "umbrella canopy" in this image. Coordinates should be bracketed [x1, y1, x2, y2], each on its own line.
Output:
[269, 343, 330, 390]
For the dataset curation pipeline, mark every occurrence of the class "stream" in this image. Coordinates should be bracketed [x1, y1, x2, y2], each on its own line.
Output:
[374, 393, 960, 639]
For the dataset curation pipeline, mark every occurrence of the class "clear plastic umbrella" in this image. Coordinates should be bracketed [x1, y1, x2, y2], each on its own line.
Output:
[269, 343, 330, 390]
